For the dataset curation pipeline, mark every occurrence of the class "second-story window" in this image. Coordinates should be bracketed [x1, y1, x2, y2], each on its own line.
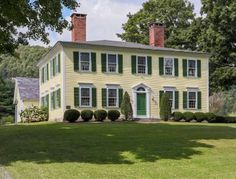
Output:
[107, 54, 118, 73]
[188, 60, 196, 77]
[164, 58, 174, 75]
[80, 52, 91, 72]
[137, 56, 147, 74]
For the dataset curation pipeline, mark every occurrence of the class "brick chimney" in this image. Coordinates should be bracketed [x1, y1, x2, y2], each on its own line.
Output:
[71, 13, 87, 42]
[149, 22, 165, 48]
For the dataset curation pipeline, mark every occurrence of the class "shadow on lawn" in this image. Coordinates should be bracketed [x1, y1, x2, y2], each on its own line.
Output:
[0, 122, 235, 165]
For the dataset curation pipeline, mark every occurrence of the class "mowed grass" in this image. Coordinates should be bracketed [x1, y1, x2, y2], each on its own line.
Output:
[0, 122, 236, 179]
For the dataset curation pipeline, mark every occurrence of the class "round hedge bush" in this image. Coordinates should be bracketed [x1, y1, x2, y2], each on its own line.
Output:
[183, 112, 195, 122]
[108, 110, 120, 121]
[172, 112, 183, 121]
[94, 110, 107, 121]
[205, 112, 216, 123]
[64, 109, 80, 123]
[81, 110, 93, 122]
[195, 112, 206, 122]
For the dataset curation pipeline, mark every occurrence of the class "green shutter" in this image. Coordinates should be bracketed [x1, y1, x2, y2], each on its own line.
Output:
[73, 51, 79, 71]
[147, 56, 152, 75]
[58, 54, 61, 73]
[175, 91, 179, 109]
[183, 91, 187, 109]
[41, 68, 44, 83]
[46, 94, 49, 109]
[74, 87, 80, 107]
[159, 90, 164, 106]
[159, 57, 164, 75]
[183, 59, 187, 77]
[51, 92, 55, 110]
[101, 53, 107, 72]
[91, 52, 96, 72]
[46, 64, 49, 80]
[197, 60, 201, 77]
[198, 91, 202, 109]
[119, 88, 123, 107]
[131, 55, 136, 74]
[58, 89, 61, 108]
[92, 88, 97, 107]
[118, 54, 123, 74]
[174, 58, 178, 76]
[53, 58, 56, 76]
[50, 60, 53, 78]
[102, 88, 107, 107]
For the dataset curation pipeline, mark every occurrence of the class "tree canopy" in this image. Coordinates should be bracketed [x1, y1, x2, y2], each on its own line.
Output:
[0, 0, 79, 54]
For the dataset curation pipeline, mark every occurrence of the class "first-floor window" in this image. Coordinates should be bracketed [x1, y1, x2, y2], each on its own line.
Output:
[80, 87, 91, 107]
[51, 88, 61, 110]
[137, 56, 147, 74]
[165, 90, 174, 109]
[107, 88, 118, 107]
[188, 91, 197, 109]
[80, 52, 90, 71]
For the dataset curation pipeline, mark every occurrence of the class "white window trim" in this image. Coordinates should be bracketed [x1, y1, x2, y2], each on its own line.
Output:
[79, 52, 92, 72]
[136, 56, 148, 75]
[187, 89, 198, 109]
[79, 85, 92, 108]
[50, 53, 61, 78]
[187, 59, 197, 77]
[50, 87, 61, 111]
[164, 88, 175, 109]
[106, 87, 119, 108]
[164, 57, 175, 76]
[106, 53, 118, 73]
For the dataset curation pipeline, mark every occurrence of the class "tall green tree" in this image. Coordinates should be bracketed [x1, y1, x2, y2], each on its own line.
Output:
[0, 45, 48, 78]
[117, 0, 195, 49]
[0, 0, 79, 55]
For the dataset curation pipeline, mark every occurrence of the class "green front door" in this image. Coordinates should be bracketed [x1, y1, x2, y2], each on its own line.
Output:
[137, 93, 146, 116]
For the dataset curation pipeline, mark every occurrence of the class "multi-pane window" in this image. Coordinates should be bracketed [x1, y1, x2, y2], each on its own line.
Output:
[41, 65, 48, 83]
[165, 91, 174, 109]
[137, 56, 147, 74]
[50, 54, 60, 78]
[80, 87, 91, 107]
[107, 54, 117, 72]
[164, 58, 174, 75]
[188, 60, 196, 77]
[80, 53, 90, 71]
[41, 95, 49, 108]
[188, 91, 197, 109]
[108, 88, 118, 107]
[51, 88, 61, 110]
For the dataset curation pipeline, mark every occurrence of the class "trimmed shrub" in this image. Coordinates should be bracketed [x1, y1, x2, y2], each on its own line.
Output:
[225, 116, 236, 123]
[94, 110, 107, 121]
[108, 110, 120, 121]
[195, 112, 206, 122]
[212, 116, 226, 123]
[205, 112, 216, 123]
[81, 110, 93, 122]
[160, 93, 172, 121]
[20, 106, 48, 123]
[172, 112, 183, 121]
[121, 91, 133, 120]
[183, 112, 195, 122]
[64, 109, 80, 123]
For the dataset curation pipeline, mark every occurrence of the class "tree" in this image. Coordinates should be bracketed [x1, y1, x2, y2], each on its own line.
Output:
[160, 93, 171, 121]
[121, 91, 133, 120]
[117, 0, 195, 49]
[0, 0, 79, 55]
[0, 45, 48, 78]
[196, 0, 236, 91]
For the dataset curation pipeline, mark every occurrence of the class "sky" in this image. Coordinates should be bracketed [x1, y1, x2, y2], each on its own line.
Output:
[31, 0, 202, 46]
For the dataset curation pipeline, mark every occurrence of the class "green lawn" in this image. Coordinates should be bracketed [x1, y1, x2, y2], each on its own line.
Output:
[0, 122, 236, 179]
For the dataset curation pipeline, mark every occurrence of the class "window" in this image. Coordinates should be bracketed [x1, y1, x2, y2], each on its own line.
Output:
[41, 95, 49, 108]
[137, 56, 147, 74]
[80, 87, 91, 107]
[50, 54, 61, 77]
[164, 58, 174, 75]
[51, 88, 61, 110]
[188, 91, 197, 109]
[164, 90, 175, 109]
[107, 54, 118, 73]
[188, 60, 196, 77]
[80, 52, 91, 71]
[107, 88, 118, 107]
[41, 65, 48, 83]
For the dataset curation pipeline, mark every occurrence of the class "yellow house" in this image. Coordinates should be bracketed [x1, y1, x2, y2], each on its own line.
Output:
[13, 77, 39, 123]
[37, 13, 209, 121]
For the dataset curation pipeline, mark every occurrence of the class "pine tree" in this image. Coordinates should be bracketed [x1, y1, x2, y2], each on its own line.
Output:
[121, 91, 133, 120]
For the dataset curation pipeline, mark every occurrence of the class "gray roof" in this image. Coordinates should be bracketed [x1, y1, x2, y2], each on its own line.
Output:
[15, 77, 39, 101]
[59, 40, 208, 54]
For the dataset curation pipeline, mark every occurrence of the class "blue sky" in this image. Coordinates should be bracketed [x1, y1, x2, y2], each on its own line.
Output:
[31, 0, 202, 46]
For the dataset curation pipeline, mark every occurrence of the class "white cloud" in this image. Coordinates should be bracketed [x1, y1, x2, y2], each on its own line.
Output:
[29, 0, 201, 46]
